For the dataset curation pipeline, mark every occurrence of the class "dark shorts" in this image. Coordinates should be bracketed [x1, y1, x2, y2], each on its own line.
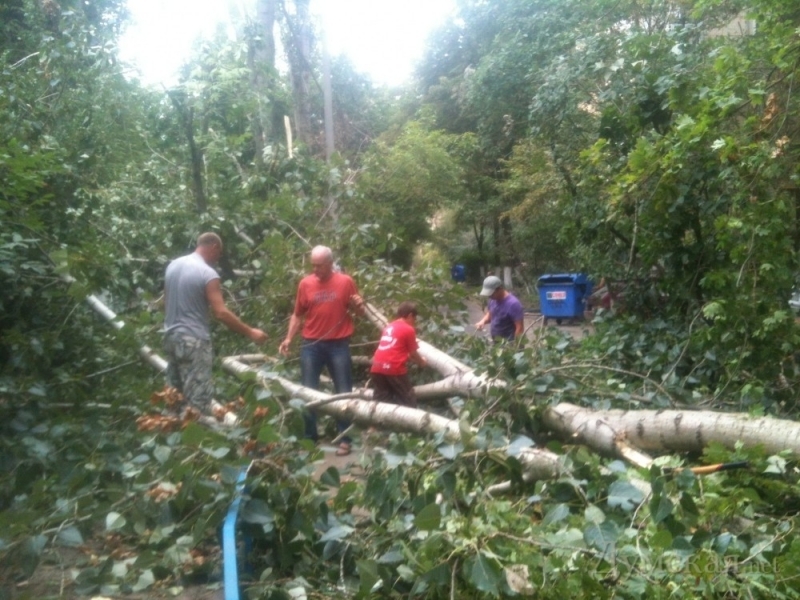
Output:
[371, 372, 417, 408]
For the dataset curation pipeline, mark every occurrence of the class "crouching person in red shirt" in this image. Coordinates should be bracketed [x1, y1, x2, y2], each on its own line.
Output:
[370, 301, 427, 408]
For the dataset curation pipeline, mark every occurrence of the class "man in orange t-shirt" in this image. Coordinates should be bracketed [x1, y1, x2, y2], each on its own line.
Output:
[279, 246, 364, 455]
[370, 301, 427, 408]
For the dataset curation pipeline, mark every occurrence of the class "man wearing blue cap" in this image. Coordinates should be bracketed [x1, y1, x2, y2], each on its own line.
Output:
[474, 275, 524, 341]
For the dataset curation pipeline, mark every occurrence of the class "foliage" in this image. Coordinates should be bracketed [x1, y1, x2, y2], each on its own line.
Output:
[498, 140, 574, 275]
[414, 0, 800, 398]
[4, 0, 800, 597]
[0, 0, 154, 398]
[555, 0, 800, 397]
[233, 334, 800, 599]
[352, 121, 466, 267]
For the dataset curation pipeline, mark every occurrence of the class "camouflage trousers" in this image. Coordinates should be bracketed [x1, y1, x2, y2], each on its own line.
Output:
[163, 333, 214, 413]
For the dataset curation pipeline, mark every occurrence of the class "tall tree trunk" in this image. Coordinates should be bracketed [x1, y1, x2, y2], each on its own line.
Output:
[492, 215, 501, 267]
[282, 0, 316, 151]
[169, 92, 207, 213]
[248, 0, 277, 163]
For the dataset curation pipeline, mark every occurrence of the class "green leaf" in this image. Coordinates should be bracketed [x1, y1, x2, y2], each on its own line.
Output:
[421, 562, 450, 586]
[320, 466, 340, 487]
[153, 445, 171, 464]
[56, 526, 84, 547]
[651, 529, 673, 550]
[507, 435, 535, 457]
[201, 446, 230, 459]
[257, 424, 280, 443]
[679, 492, 699, 517]
[714, 532, 733, 553]
[584, 521, 619, 555]
[17, 536, 47, 578]
[319, 525, 354, 542]
[357, 559, 381, 594]
[437, 443, 463, 459]
[466, 552, 502, 595]
[221, 464, 243, 485]
[377, 548, 404, 564]
[584, 504, 606, 523]
[131, 569, 155, 592]
[105, 512, 126, 532]
[607, 481, 645, 511]
[542, 503, 570, 526]
[415, 503, 441, 531]
[240, 499, 275, 526]
[181, 422, 222, 446]
[651, 495, 674, 523]
[765, 455, 787, 474]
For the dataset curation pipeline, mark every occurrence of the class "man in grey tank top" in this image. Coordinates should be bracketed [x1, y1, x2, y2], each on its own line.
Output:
[163, 232, 268, 415]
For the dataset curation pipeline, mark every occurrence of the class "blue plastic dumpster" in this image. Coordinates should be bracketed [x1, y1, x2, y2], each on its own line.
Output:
[451, 264, 466, 282]
[537, 273, 592, 324]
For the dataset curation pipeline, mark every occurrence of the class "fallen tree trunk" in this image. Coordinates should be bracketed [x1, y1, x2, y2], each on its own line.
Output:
[72, 279, 167, 372]
[414, 373, 493, 400]
[544, 402, 800, 457]
[74, 269, 800, 471]
[222, 356, 566, 482]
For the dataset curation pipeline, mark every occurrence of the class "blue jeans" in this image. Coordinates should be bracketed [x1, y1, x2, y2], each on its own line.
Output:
[300, 337, 352, 443]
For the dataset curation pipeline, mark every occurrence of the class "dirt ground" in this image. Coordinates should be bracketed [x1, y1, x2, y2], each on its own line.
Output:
[465, 298, 593, 342]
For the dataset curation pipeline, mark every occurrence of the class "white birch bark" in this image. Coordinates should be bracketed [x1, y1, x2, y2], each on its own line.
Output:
[222, 357, 565, 481]
[544, 403, 800, 456]
[64, 275, 167, 372]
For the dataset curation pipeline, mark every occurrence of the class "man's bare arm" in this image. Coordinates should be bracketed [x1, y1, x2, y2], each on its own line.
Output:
[206, 280, 268, 343]
[514, 319, 524, 338]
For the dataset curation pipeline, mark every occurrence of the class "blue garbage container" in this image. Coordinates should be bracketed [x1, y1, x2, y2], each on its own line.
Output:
[537, 273, 593, 324]
[451, 264, 466, 283]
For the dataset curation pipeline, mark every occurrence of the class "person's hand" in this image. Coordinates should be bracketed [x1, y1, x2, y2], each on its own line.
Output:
[350, 294, 365, 310]
[249, 328, 268, 344]
[475, 320, 486, 330]
[279, 339, 292, 356]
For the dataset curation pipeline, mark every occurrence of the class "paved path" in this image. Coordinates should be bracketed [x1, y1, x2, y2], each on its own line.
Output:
[465, 299, 592, 342]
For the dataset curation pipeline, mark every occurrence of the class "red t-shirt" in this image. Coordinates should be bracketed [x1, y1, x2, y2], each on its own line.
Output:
[293, 272, 358, 340]
[370, 318, 418, 376]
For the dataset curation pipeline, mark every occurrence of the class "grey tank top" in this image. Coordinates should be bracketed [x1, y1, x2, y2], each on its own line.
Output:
[163, 252, 220, 340]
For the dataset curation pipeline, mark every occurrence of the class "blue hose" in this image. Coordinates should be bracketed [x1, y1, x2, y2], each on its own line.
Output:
[223, 466, 250, 600]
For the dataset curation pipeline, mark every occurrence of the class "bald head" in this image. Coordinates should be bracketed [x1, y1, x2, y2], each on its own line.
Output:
[310, 245, 334, 281]
[311, 245, 333, 263]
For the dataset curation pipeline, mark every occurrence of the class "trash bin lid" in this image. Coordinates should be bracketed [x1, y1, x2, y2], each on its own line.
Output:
[537, 273, 588, 285]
